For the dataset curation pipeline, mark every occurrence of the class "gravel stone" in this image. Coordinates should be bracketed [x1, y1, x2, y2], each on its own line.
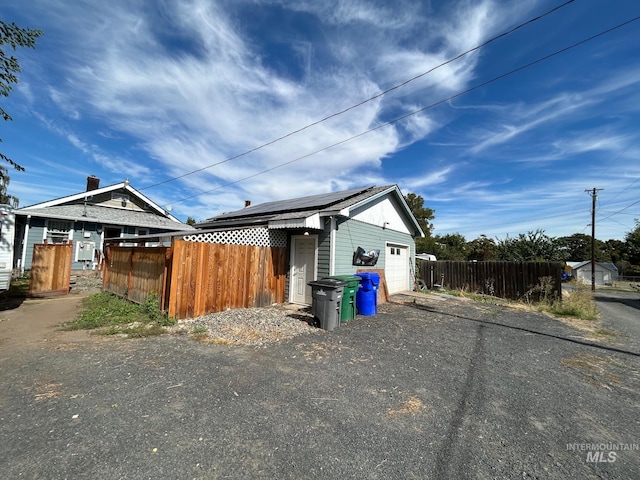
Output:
[169, 305, 322, 346]
[70, 271, 323, 345]
[69, 270, 104, 294]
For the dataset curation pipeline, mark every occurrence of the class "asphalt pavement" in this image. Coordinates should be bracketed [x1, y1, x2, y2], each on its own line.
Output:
[594, 288, 640, 354]
[0, 291, 638, 479]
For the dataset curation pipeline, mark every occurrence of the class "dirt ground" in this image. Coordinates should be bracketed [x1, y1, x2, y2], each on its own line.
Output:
[0, 271, 104, 350]
[0, 293, 92, 351]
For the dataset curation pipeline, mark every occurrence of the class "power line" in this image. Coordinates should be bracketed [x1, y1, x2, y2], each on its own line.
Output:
[598, 210, 640, 216]
[139, 0, 578, 192]
[598, 216, 633, 229]
[168, 15, 640, 205]
[598, 198, 640, 223]
[607, 177, 640, 204]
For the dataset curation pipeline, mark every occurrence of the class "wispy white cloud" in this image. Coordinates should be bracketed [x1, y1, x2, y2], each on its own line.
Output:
[402, 167, 453, 191]
[11, 0, 636, 241]
[22, 0, 501, 216]
[468, 93, 594, 154]
[552, 132, 632, 156]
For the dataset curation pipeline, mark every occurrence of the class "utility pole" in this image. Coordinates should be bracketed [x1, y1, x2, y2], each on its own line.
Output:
[585, 188, 603, 292]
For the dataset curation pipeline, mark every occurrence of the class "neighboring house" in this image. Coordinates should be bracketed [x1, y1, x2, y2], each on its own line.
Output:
[566, 260, 618, 286]
[14, 176, 194, 272]
[195, 184, 424, 305]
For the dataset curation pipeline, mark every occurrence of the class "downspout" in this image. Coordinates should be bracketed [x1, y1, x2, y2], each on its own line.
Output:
[329, 216, 336, 276]
[21, 215, 31, 275]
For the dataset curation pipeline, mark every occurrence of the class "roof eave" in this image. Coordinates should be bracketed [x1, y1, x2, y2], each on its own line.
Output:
[268, 213, 322, 230]
[20, 182, 182, 223]
[14, 209, 191, 231]
[339, 185, 424, 237]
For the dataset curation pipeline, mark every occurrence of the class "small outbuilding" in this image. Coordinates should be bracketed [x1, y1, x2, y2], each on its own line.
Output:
[566, 261, 618, 286]
[195, 184, 424, 305]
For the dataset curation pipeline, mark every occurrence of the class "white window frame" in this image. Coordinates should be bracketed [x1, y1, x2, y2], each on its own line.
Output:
[45, 220, 73, 244]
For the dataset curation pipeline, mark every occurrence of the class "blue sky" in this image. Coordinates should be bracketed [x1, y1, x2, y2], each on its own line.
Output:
[2, 0, 639, 241]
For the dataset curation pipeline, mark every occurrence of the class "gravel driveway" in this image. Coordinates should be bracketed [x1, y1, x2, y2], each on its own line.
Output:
[1, 291, 638, 479]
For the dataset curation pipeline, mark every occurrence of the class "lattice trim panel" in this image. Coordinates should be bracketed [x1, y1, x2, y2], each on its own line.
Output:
[183, 227, 288, 248]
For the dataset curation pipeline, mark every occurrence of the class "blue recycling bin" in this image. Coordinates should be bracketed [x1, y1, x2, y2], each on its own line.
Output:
[354, 272, 380, 316]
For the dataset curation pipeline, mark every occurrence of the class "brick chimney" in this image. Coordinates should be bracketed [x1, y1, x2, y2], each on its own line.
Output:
[86, 175, 100, 191]
[244, 200, 251, 208]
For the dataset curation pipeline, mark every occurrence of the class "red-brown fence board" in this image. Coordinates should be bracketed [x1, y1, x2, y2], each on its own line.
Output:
[166, 240, 287, 319]
[29, 242, 73, 297]
[103, 246, 169, 304]
[102, 240, 288, 320]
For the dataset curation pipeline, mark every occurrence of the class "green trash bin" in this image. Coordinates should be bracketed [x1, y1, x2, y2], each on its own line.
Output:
[324, 275, 361, 322]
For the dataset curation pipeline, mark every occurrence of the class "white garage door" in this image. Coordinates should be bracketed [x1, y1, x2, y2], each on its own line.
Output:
[386, 244, 409, 294]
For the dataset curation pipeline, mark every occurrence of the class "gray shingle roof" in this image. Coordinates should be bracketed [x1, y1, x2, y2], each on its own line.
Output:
[197, 185, 395, 228]
[194, 184, 424, 237]
[210, 186, 376, 220]
[15, 204, 192, 231]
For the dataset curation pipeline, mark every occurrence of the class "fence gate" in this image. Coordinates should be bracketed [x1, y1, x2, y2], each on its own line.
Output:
[29, 242, 73, 296]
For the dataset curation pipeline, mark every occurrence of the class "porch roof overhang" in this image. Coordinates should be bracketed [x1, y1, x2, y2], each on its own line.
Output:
[268, 212, 321, 230]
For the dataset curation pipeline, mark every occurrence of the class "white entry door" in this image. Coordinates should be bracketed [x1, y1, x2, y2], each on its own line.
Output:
[386, 244, 409, 294]
[290, 235, 317, 305]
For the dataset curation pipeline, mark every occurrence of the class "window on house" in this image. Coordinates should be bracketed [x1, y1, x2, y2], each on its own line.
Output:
[111, 193, 130, 202]
[47, 220, 72, 244]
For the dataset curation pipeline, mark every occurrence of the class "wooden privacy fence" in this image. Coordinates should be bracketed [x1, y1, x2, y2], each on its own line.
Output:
[103, 246, 171, 306]
[29, 242, 73, 296]
[168, 240, 287, 319]
[417, 261, 563, 300]
[103, 240, 288, 320]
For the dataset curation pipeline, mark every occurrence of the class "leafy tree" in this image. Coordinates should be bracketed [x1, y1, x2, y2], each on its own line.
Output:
[601, 238, 626, 264]
[615, 259, 632, 277]
[433, 233, 469, 260]
[467, 234, 497, 261]
[0, 165, 18, 207]
[1, 21, 43, 171]
[185, 216, 196, 226]
[495, 229, 561, 262]
[624, 219, 640, 266]
[404, 192, 436, 254]
[556, 233, 592, 262]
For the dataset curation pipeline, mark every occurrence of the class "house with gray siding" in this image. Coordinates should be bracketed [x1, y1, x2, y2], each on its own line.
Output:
[196, 185, 423, 305]
[14, 176, 193, 272]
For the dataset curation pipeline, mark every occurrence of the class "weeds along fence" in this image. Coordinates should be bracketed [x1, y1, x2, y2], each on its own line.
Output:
[103, 240, 288, 319]
[417, 260, 563, 301]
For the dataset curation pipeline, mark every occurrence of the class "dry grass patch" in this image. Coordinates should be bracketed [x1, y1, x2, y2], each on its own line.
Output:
[295, 342, 346, 361]
[31, 381, 63, 401]
[387, 394, 426, 418]
[562, 353, 623, 389]
[553, 316, 618, 343]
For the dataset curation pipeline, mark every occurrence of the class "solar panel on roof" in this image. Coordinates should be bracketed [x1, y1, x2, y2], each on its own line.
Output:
[215, 187, 371, 219]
